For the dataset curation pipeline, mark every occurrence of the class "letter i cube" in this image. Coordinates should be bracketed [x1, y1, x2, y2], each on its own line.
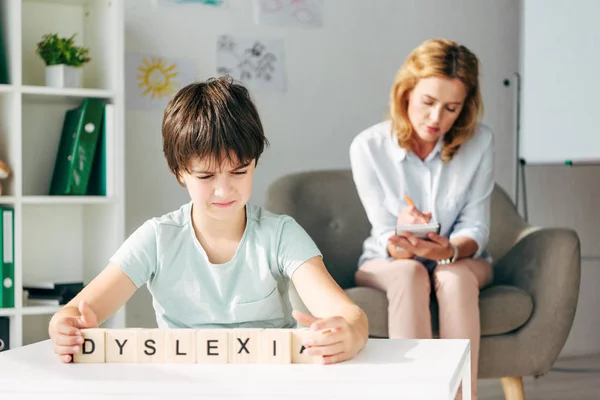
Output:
[258, 329, 291, 364]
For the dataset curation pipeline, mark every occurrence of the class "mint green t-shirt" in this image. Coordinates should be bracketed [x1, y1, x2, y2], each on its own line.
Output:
[110, 203, 321, 329]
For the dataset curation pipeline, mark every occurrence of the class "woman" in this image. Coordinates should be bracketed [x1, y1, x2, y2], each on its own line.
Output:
[349, 38, 494, 399]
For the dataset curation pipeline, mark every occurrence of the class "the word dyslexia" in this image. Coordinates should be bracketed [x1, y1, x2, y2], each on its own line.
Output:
[73, 328, 323, 364]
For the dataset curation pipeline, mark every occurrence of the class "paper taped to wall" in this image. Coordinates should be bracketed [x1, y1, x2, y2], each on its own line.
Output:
[216, 34, 286, 93]
[253, 0, 324, 27]
[126, 52, 197, 110]
[156, 0, 226, 7]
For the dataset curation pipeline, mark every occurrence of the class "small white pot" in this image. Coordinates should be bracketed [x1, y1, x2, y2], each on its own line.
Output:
[45, 64, 81, 88]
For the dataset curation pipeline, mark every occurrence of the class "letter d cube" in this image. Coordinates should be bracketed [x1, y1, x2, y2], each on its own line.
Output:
[73, 328, 106, 363]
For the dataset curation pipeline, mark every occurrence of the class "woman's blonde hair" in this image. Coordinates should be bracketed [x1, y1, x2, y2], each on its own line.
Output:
[390, 38, 483, 162]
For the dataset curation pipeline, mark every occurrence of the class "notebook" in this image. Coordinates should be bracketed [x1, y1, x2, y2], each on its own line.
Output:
[395, 222, 440, 238]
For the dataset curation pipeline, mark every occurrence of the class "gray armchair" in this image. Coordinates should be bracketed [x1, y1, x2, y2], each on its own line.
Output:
[265, 169, 580, 399]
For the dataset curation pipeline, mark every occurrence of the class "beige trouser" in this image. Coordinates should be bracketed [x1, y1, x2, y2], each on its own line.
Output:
[355, 257, 493, 399]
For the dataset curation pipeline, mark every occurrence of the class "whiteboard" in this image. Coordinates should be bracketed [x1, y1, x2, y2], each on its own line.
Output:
[521, 0, 600, 164]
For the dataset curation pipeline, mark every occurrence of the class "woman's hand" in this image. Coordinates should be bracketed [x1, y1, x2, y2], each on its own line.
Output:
[49, 301, 99, 363]
[389, 232, 454, 261]
[397, 204, 432, 226]
[390, 203, 432, 259]
[292, 310, 363, 365]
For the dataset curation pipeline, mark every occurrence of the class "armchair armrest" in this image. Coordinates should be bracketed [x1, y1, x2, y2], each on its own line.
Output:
[492, 227, 581, 373]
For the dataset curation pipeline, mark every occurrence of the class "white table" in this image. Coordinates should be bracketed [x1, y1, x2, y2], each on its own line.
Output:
[0, 338, 470, 399]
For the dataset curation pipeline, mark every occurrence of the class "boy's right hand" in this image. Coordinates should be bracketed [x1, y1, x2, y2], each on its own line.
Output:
[49, 300, 99, 363]
[397, 204, 432, 226]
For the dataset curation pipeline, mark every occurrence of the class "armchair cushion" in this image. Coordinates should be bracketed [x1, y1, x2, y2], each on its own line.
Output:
[341, 285, 533, 338]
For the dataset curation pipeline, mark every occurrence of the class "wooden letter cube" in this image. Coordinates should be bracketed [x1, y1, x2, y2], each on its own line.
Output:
[292, 328, 324, 364]
[105, 329, 139, 363]
[138, 329, 166, 363]
[258, 329, 291, 364]
[196, 329, 229, 364]
[73, 328, 106, 363]
[165, 329, 196, 363]
[229, 329, 262, 364]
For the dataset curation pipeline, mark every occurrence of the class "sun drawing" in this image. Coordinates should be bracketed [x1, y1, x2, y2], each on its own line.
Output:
[137, 57, 180, 99]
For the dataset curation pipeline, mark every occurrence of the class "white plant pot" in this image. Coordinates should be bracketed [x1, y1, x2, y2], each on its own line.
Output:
[45, 64, 81, 88]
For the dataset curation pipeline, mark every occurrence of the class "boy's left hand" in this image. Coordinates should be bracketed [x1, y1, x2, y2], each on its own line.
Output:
[292, 310, 359, 365]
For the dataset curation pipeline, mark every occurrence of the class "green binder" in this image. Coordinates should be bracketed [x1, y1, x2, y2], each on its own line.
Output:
[0, 207, 14, 308]
[49, 99, 105, 195]
[0, 9, 8, 84]
[86, 104, 108, 196]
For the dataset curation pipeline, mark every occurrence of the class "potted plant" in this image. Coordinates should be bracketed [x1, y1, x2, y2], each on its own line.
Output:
[35, 33, 91, 88]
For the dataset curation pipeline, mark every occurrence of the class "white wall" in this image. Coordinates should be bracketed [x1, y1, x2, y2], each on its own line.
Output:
[124, 0, 519, 221]
[122, 0, 598, 360]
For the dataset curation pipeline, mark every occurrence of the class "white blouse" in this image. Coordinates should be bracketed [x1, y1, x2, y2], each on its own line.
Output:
[349, 120, 495, 266]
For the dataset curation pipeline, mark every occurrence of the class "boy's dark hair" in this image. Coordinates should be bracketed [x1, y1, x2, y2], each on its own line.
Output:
[162, 76, 269, 178]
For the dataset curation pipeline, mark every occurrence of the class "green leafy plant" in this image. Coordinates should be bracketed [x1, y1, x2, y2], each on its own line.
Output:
[36, 33, 91, 67]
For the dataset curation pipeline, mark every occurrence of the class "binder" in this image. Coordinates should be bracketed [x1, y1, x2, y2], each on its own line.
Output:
[0, 316, 8, 351]
[49, 98, 105, 195]
[87, 104, 113, 196]
[0, 207, 14, 308]
[0, 20, 8, 84]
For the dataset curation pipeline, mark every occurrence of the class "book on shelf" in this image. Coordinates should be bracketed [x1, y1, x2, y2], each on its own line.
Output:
[49, 98, 106, 196]
[0, 316, 8, 352]
[0, 207, 13, 308]
[0, 24, 8, 84]
[23, 294, 59, 306]
[86, 103, 113, 196]
[23, 281, 83, 306]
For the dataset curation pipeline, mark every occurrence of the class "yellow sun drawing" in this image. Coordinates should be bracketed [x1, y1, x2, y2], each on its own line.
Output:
[137, 57, 180, 99]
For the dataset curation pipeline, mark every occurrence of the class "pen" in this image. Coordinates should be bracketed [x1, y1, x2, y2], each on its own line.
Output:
[405, 195, 426, 223]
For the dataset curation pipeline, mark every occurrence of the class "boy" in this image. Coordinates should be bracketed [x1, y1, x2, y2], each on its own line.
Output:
[48, 77, 368, 365]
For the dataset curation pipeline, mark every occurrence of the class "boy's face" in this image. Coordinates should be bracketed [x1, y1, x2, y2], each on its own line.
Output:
[180, 155, 255, 221]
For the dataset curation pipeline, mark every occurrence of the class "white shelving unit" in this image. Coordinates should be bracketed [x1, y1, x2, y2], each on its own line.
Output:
[0, 0, 125, 349]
